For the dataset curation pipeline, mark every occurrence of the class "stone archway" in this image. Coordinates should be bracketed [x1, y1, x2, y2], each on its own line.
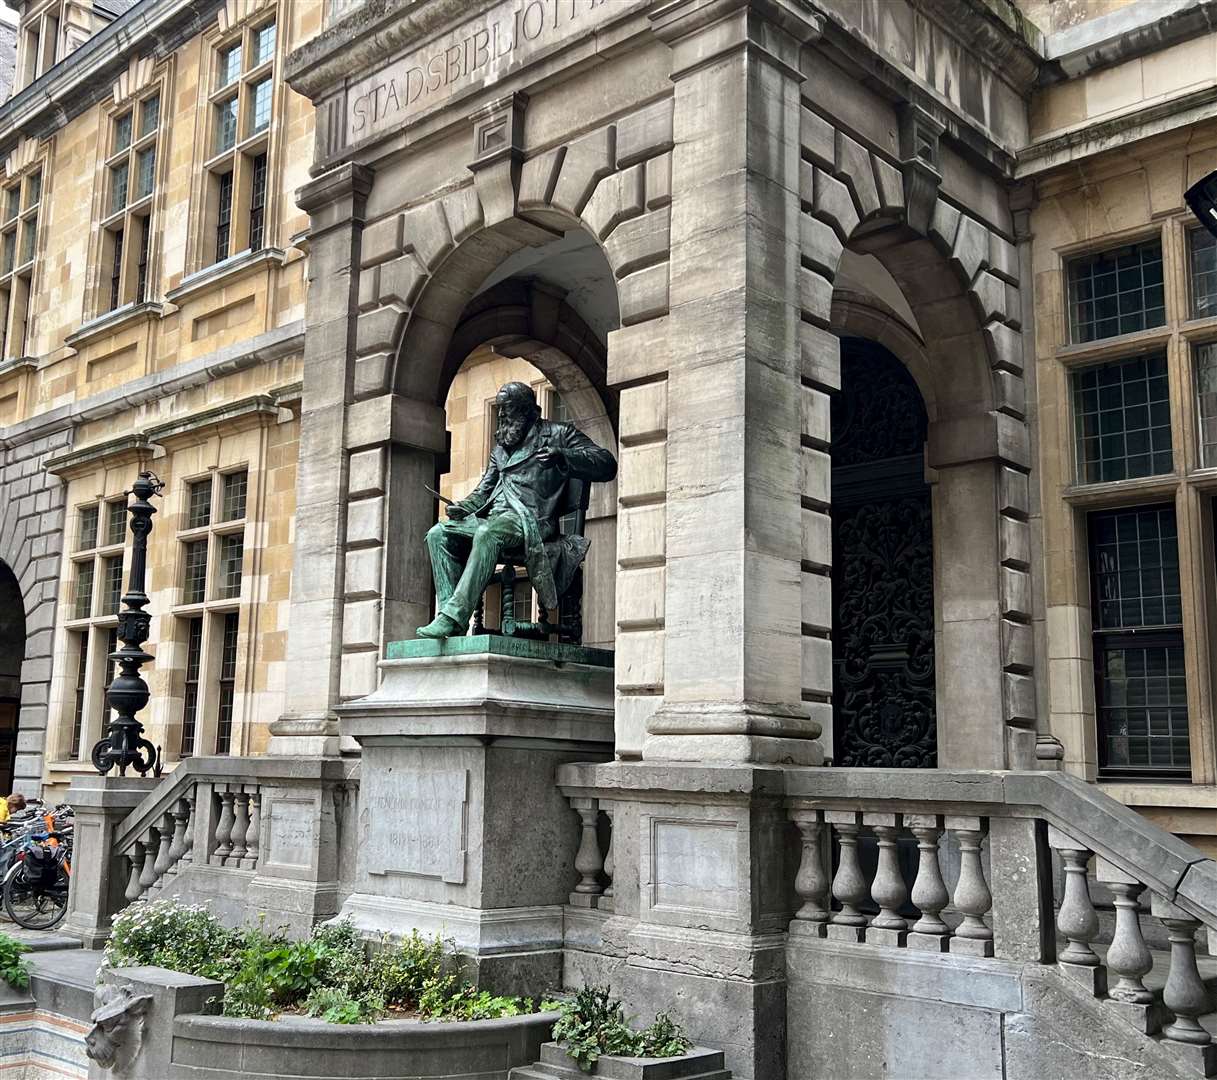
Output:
[0, 561, 21, 792]
[800, 108, 1034, 769]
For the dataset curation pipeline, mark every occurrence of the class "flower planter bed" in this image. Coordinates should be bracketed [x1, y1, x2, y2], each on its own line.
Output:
[167, 1009, 559, 1080]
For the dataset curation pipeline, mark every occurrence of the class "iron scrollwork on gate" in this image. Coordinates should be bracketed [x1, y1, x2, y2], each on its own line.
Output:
[831, 341, 936, 769]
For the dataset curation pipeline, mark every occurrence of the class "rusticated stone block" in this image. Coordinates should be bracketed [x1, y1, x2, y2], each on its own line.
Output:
[618, 262, 669, 325]
[835, 131, 879, 219]
[800, 106, 834, 170]
[401, 200, 453, 271]
[551, 126, 616, 217]
[928, 198, 960, 254]
[813, 168, 859, 242]
[615, 96, 674, 168]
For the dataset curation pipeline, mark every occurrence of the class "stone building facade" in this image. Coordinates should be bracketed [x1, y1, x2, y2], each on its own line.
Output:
[3, 1, 1215, 1078]
[0, 0, 1212, 903]
[0, 0, 315, 796]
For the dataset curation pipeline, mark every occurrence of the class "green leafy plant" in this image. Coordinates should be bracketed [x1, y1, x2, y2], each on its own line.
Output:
[0, 931, 30, 990]
[100, 900, 543, 1025]
[303, 986, 383, 1024]
[551, 985, 691, 1072]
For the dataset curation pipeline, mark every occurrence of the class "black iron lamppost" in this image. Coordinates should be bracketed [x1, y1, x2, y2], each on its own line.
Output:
[91, 470, 163, 776]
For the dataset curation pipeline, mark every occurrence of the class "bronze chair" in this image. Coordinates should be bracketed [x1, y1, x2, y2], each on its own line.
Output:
[471, 476, 589, 645]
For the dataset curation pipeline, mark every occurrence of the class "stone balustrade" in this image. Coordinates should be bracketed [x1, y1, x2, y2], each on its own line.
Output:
[782, 777, 1216, 1073]
[122, 782, 266, 903]
[558, 766, 1217, 1076]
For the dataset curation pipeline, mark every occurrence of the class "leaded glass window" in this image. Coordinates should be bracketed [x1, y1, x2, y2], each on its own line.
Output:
[1089, 505, 1189, 777]
[1072, 354, 1172, 483]
[1069, 240, 1165, 343]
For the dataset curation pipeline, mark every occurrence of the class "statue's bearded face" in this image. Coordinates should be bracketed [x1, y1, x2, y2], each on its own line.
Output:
[496, 401, 535, 450]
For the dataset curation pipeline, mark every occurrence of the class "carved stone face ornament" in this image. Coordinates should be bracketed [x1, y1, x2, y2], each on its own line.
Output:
[86, 984, 152, 1074]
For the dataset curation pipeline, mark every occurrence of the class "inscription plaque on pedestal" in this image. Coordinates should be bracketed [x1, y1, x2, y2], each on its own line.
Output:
[266, 798, 317, 871]
[364, 759, 468, 885]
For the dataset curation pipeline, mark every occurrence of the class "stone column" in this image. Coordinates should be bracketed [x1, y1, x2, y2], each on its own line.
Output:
[63, 774, 157, 948]
[270, 164, 373, 755]
[645, 0, 824, 766]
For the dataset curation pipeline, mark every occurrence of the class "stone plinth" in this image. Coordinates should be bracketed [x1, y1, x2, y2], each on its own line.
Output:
[64, 774, 158, 949]
[336, 637, 614, 995]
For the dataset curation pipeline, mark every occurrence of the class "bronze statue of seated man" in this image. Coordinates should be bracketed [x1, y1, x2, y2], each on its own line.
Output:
[417, 380, 617, 640]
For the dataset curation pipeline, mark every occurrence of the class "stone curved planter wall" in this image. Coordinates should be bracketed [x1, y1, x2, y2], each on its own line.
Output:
[166, 1010, 558, 1080]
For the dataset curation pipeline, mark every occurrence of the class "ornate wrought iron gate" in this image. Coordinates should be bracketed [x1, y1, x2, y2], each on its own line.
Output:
[831, 339, 936, 768]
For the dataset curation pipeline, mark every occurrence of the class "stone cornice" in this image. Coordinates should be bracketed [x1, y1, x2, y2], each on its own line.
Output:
[0, 0, 223, 150]
[0, 320, 303, 449]
[916, 0, 1043, 92]
[44, 433, 150, 478]
[1039, 0, 1217, 85]
[1015, 84, 1217, 178]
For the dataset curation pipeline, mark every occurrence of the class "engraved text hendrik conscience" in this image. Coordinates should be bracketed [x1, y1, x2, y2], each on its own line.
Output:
[346, 0, 634, 145]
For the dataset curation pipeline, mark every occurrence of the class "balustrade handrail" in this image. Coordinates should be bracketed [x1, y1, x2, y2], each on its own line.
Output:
[114, 755, 352, 856]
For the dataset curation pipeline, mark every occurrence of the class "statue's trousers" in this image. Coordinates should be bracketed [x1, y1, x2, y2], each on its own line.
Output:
[425, 512, 526, 627]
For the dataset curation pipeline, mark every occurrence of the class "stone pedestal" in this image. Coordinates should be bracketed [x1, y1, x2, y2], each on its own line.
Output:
[336, 636, 614, 996]
[556, 760, 792, 1080]
[63, 774, 158, 948]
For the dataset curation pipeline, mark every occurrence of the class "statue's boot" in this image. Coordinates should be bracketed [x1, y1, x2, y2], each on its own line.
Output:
[416, 613, 462, 639]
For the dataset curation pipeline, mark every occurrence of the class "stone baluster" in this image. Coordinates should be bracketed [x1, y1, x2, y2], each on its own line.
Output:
[570, 797, 603, 898]
[243, 788, 262, 869]
[1096, 859, 1152, 1005]
[826, 811, 869, 943]
[791, 809, 829, 937]
[151, 813, 175, 889]
[947, 817, 993, 957]
[182, 792, 196, 865]
[1152, 894, 1216, 1061]
[165, 799, 190, 877]
[865, 813, 908, 946]
[212, 788, 235, 863]
[906, 814, 950, 952]
[138, 827, 159, 892]
[228, 791, 250, 865]
[1047, 827, 1104, 993]
[601, 805, 614, 905]
[125, 841, 147, 903]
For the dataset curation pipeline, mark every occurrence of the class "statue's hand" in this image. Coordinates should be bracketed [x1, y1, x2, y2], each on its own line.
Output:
[446, 504, 469, 520]
[537, 446, 564, 468]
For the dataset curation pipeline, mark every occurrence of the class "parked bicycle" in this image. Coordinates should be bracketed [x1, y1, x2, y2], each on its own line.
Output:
[0, 803, 73, 931]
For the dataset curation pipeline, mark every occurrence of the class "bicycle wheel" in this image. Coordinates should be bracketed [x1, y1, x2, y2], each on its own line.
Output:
[4, 863, 69, 930]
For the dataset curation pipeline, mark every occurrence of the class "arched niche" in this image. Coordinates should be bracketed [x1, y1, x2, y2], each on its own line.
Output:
[380, 225, 622, 652]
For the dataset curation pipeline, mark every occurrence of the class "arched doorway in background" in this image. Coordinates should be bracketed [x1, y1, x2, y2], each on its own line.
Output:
[831, 338, 936, 768]
[0, 561, 23, 792]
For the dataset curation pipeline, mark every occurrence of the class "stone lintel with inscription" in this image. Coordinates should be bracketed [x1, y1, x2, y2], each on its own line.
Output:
[340, 0, 644, 148]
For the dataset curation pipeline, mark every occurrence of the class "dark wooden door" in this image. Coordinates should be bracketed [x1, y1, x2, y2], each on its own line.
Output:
[831, 339, 936, 768]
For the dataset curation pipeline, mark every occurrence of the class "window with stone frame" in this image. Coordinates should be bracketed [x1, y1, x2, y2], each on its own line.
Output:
[0, 169, 43, 361]
[172, 469, 249, 757]
[1188, 228, 1217, 320]
[60, 494, 129, 762]
[1088, 505, 1189, 778]
[204, 17, 278, 265]
[100, 89, 162, 313]
[1195, 341, 1217, 469]
[16, 1, 65, 90]
[1071, 354, 1172, 484]
[1067, 239, 1166, 344]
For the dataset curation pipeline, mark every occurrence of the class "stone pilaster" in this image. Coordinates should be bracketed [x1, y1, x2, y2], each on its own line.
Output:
[645, 0, 824, 765]
[272, 164, 373, 753]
